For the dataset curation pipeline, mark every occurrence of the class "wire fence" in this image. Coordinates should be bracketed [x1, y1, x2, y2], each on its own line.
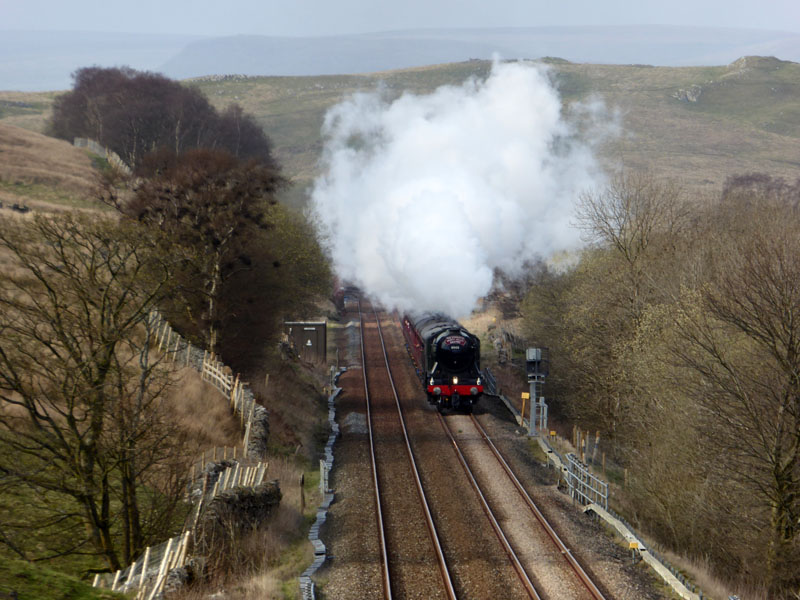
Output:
[565, 453, 608, 509]
[92, 311, 270, 599]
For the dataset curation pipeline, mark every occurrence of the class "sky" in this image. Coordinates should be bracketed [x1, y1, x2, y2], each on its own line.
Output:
[3, 0, 800, 37]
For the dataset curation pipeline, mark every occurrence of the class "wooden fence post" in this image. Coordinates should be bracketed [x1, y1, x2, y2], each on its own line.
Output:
[146, 537, 174, 600]
[243, 420, 252, 457]
[138, 546, 151, 588]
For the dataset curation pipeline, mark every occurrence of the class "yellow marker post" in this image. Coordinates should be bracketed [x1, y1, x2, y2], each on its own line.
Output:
[629, 541, 640, 564]
[520, 392, 530, 427]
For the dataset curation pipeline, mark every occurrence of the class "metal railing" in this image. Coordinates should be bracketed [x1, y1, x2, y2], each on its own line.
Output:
[481, 367, 498, 396]
[566, 453, 608, 509]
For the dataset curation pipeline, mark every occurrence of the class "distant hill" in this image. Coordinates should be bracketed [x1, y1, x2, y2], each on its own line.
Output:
[2, 56, 799, 210]
[160, 26, 800, 79]
[2, 26, 800, 91]
[0, 30, 206, 91]
[183, 56, 800, 206]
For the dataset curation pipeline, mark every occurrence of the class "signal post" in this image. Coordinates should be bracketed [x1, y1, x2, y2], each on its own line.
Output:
[526, 348, 548, 436]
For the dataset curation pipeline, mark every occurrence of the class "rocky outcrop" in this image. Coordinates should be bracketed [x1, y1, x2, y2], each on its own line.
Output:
[728, 55, 787, 72]
[672, 84, 702, 102]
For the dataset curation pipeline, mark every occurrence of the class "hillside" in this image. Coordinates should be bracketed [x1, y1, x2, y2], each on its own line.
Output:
[188, 55, 800, 205]
[2, 56, 799, 207]
[0, 121, 101, 210]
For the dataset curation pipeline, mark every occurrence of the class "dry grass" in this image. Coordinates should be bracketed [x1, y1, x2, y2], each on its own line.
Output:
[4, 59, 800, 209]
[658, 550, 754, 600]
[164, 367, 243, 451]
[250, 358, 328, 461]
[172, 458, 318, 600]
[0, 122, 101, 210]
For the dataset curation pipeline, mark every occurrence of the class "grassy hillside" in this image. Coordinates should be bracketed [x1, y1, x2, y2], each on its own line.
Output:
[0, 556, 125, 600]
[2, 56, 798, 207]
[0, 122, 102, 210]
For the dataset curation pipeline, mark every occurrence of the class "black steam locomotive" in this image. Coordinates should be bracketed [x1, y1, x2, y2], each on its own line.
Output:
[401, 314, 483, 413]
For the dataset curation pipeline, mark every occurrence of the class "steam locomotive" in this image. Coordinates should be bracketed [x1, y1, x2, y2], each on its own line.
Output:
[401, 313, 483, 413]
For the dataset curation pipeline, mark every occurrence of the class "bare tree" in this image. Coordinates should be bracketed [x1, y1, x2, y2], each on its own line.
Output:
[537, 171, 691, 446]
[672, 198, 800, 595]
[575, 170, 689, 322]
[0, 212, 186, 570]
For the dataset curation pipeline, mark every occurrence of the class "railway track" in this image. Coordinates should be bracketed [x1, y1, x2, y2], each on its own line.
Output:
[439, 411, 607, 600]
[356, 300, 606, 599]
[358, 299, 456, 600]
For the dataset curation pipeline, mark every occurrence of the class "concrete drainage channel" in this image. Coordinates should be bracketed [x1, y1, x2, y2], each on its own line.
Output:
[299, 368, 345, 600]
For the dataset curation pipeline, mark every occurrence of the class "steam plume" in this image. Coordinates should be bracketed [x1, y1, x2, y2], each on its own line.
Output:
[310, 60, 608, 318]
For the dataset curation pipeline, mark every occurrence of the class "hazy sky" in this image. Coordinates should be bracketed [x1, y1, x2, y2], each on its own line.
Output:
[3, 0, 800, 37]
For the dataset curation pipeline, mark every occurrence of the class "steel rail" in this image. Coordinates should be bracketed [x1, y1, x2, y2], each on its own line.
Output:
[470, 414, 607, 600]
[362, 301, 457, 600]
[357, 299, 392, 600]
[370, 306, 458, 600]
[437, 413, 543, 600]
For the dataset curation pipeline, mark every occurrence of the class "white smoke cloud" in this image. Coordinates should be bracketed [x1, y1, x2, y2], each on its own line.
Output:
[310, 60, 610, 318]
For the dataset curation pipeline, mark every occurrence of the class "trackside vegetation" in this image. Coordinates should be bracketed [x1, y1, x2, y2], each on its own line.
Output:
[0, 66, 332, 598]
[522, 172, 800, 597]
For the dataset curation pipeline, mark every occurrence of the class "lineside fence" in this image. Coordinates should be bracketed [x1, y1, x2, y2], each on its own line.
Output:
[565, 453, 608, 509]
[482, 367, 707, 600]
[92, 311, 270, 599]
[147, 311, 269, 458]
[73, 137, 133, 176]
